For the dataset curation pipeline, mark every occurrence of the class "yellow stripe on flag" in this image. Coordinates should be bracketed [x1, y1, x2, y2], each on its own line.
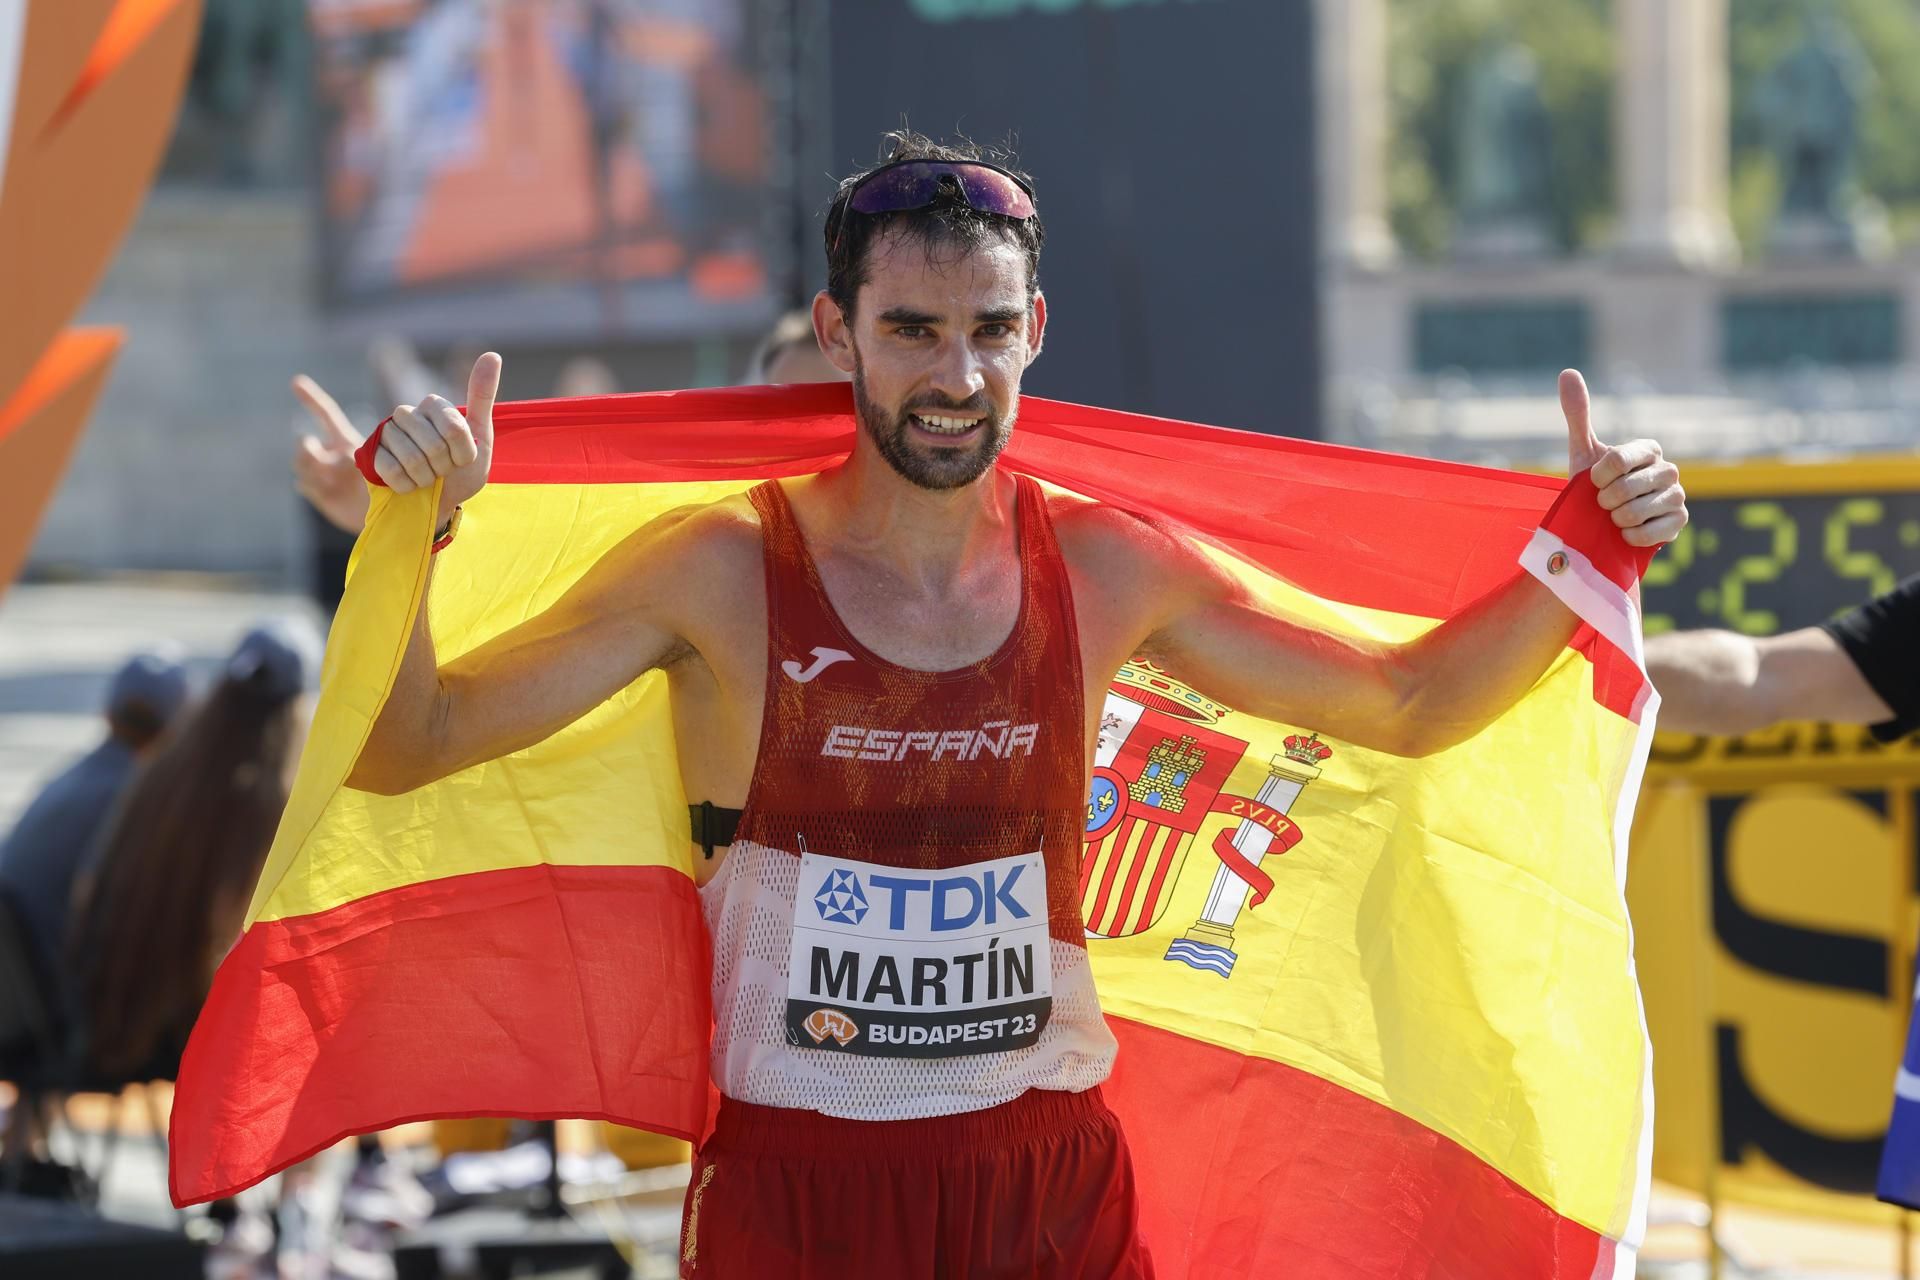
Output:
[248, 470, 1646, 1240]
[1089, 549, 1646, 1238]
[250, 480, 749, 925]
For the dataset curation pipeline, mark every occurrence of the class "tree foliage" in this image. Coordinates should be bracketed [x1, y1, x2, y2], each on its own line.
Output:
[1387, 0, 1613, 258]
[1728, 0, 1920, 249]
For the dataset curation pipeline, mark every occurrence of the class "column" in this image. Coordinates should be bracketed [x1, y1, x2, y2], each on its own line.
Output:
[1316, 0, 1395, 269]
[1614, 0, 1738, 267]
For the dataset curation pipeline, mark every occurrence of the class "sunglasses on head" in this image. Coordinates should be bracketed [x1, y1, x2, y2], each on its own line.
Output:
[829, 159, 1037, 253]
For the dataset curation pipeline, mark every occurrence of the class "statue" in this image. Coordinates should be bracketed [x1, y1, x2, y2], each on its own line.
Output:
[1452, 35, 1554, 259]
[1756, 8, 1887, 257]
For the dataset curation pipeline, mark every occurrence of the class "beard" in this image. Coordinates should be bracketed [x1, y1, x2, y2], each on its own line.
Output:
[851, 353, 1012, 492]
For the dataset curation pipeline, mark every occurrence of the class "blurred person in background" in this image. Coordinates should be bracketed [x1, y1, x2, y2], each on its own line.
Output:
[58, 623, 419, 1275]
[67, 622, 316, 1085]
[1645, 574, 1919, 738]
[0, 651, 188, 1164]
[61, 625, 317, 1268]
[552, 354, 621, 398]
[293, 371, 372, 540]
[746, 307, 850, 385]
[0, 650, 190, 990]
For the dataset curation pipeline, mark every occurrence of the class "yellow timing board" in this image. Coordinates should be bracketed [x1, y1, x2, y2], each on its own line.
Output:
[1630, 453, 1920, 1218]
[1640, 454, 1920, 638]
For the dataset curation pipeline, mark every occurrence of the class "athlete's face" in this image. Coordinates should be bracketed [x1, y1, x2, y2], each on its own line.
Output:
[815, 229, 1046, 491]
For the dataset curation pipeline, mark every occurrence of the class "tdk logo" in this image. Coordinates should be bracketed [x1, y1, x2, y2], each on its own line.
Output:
[813, 868, 869, 925]
[857, 865, 1032, 932]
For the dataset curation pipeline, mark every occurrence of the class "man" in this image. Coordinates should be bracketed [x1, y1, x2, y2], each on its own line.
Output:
[0, 649, 189, 983]
[346, 132, 1687, 1276]
[1644, 577, 1919, 737]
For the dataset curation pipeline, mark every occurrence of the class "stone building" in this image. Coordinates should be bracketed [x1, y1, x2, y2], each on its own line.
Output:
[1318, 0, 1920, 464]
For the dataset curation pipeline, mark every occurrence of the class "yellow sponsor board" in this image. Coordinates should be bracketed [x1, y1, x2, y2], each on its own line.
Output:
[1631, 454, 1920, 1221]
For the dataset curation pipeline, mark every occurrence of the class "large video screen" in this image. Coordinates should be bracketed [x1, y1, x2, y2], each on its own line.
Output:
[310, 0, 787, 341]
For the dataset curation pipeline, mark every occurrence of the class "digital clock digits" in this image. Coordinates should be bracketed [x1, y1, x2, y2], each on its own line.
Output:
[1637, 472, 1920, 637]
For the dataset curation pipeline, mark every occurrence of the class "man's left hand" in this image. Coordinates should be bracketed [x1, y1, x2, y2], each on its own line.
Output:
[1561, 368, 1687, 548]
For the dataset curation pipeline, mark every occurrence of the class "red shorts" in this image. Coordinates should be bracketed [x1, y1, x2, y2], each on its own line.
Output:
[678, 1086, 1154, 1279]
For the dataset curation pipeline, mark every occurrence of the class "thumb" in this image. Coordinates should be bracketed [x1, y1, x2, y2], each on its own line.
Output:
[1560, 368, 1600, 476]
[465, 351, 503, 444]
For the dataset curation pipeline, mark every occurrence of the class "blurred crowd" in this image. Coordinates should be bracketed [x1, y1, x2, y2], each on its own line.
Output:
[0, 311, 845, 1276]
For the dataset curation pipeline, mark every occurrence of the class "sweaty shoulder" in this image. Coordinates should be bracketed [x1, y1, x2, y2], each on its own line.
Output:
[610, 487, 768, 656]
[1046, 489, 1215, 588]
[569, 492, 764, 648]
[1036, 491, 1228, 660]
[610, 491, 768, 587]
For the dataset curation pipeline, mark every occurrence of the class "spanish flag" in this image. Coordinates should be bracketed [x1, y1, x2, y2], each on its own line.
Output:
[172, 384, 1655, 1277]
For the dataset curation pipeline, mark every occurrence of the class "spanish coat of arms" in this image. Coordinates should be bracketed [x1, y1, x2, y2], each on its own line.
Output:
[1081, 662, 1332, 977]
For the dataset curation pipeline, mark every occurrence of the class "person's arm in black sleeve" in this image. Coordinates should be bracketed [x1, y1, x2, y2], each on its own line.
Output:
[1646, 575, 1919, 736]
[1821, 573, 1920, 741]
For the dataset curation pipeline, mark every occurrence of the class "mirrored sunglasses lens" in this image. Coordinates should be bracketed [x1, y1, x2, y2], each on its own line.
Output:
[954, 169, 1034, 219]
[848, 165, 941, 214]
[848, 163, 1033, 219]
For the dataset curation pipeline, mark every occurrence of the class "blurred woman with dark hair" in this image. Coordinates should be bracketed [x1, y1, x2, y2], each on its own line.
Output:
[69, 621, 315, 1083]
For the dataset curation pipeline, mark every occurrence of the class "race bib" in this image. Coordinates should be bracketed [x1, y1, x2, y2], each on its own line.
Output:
[786, 850, 1052, 1058]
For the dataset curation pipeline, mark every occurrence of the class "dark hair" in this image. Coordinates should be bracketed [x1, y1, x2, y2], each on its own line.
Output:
[824, 129, 1043, 322]
[106, 700, 168, 750]
[70, 668, 301, 1079]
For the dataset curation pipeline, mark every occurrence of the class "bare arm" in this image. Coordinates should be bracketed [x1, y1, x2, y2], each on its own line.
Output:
[1119, 370, 1688, 758]
[342, 351, 725, 794]
[1644, 627, 1892, 735]
[1139, 560, 1582, 757]
[348, 510, 704, 793]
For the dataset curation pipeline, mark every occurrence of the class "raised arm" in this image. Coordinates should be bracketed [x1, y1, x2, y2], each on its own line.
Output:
[345, 354, 704, 794]
[348, 510, 708, 794]
[1123, 371, 1687, 757]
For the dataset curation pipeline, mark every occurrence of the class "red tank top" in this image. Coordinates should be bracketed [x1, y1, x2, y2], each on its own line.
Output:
[738, 472, 1088, 927]
[697, 473, 1117, 1117]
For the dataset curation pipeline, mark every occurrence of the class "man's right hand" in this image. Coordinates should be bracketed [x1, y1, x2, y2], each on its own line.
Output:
[375, 352, 501, 525]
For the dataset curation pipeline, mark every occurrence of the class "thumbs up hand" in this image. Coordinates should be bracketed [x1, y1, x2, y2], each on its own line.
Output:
[1561, 368, 1687, 548]
[374, 352, 502, 526]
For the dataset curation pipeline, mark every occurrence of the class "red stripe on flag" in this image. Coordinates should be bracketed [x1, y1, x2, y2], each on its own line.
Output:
[356, 387, 1652, 718]
[1105, 1015, 1613, 1277]
[1110, 823, 1164, 937]
[359, 385, 1564, 625]
[1133, 833, 1182, 936]
[432, 389, 1562, 607]
[1087, 818, 1136, 935]
[170, 864, 711, 1206]
[1079, 835, 1106, 897]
